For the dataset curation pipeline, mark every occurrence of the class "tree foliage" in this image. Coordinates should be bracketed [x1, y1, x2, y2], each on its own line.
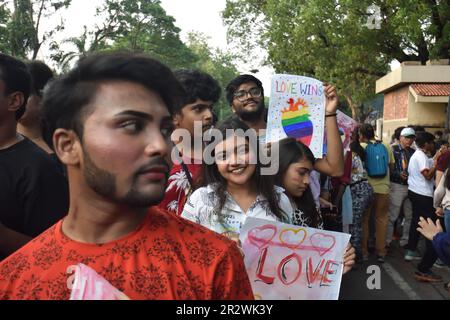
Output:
[223, 0, 450, 120]
[187, 32, 239, 119]
[0, 2, 11, 54]
[0, 0, 240, 120]
[2, 0, 71, 59]
[49, 0, 198, 70]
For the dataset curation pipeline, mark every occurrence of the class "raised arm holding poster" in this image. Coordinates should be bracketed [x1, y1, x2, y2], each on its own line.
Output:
[266, 74, 326, 158]
[240, 217, 351, 300]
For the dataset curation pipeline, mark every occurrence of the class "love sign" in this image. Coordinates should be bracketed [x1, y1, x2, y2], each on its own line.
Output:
[265, 74, 326, 158]
[240, 218, 350, 300]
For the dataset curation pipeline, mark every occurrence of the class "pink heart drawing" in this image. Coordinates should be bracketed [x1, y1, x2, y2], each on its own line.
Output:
[310, 233, 336, 257]
[247, 224, 277, 249]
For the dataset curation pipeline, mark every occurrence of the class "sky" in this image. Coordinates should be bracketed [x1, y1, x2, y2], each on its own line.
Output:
[8, 0, 400, 93]
[34, 0, 274, 91]
[159, 0, 274, 90]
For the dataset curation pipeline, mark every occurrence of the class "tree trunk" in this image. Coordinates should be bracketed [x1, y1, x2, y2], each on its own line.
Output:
[343, 94, 359, 121]
[31, 42, 41, 60]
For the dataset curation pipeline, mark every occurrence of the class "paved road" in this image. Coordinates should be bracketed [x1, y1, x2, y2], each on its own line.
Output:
[339, 240, 450, 300]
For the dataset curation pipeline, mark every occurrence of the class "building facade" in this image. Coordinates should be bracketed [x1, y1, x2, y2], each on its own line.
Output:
[376, 60, 450, 142]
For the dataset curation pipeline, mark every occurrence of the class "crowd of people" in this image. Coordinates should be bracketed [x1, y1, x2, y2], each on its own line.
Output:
[0, 50, 448, 300]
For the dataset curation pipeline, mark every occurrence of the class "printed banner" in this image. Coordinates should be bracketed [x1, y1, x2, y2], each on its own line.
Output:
[240, 218, 350, 300]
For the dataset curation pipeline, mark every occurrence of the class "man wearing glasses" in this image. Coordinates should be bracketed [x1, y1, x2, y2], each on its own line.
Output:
[225, 75, 267, 140]
[225, 74, 345, 179]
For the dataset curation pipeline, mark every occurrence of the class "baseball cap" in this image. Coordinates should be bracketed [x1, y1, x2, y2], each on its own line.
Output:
[400, 127, 416, 137]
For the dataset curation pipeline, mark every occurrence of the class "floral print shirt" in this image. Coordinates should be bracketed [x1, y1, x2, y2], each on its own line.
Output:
[0, 207, 253, 300]
[181, 184, 293, 241]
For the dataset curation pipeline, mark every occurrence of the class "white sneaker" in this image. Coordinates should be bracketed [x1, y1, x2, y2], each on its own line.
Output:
[434, 259, 446, 269]
[404, 250, 421, 261]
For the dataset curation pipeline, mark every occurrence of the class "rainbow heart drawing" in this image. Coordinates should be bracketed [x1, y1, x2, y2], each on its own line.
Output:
[281, 98, 313, 146]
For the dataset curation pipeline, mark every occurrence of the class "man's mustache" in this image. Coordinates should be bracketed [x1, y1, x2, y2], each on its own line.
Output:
[136, 158, 170, 175]
[244, 99, 259, 106]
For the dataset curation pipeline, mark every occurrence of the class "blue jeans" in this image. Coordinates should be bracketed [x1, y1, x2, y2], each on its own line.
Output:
[444, 209, 450, 233]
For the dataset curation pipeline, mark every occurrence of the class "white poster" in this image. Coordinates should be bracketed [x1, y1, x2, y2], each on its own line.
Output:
[266, 74, 326, 158]
[240, 218, 350, 300]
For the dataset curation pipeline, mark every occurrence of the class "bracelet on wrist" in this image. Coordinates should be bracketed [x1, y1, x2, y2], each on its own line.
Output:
[325, 113, 337, 118]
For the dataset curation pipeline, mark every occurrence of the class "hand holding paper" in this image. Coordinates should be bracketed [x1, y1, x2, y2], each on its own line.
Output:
[324, 85, 338, 114]
[67, 263, 130, 300]
[239, 217, 350, 300]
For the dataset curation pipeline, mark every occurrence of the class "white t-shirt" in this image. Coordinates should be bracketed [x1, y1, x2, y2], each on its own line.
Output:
[181, 184, 293, 241]
[408, 149, 434, 197]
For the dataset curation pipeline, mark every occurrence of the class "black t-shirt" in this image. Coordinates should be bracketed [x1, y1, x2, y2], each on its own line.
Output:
[0, 137, 69, 248]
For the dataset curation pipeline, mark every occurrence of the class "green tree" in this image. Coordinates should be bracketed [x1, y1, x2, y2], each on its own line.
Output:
[5, 0, 71, 59]
[51, 0, 199, 69]
[0, 2, 11, 54]
[223, 0, 450, 120]
[49, 26, 91, 72]
[50, 0, 198, 71]
[186, 32, 239, 120]
[96, 0, 197, 69]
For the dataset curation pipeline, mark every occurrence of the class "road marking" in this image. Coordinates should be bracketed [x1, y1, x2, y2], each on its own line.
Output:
[382, 262, 421, 300]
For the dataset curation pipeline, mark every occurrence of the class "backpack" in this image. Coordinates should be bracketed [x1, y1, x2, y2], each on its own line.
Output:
[365, 141, 389, 178]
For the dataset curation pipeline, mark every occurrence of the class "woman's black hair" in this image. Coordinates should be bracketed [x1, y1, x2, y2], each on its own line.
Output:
[350, 130, 366, 162]
[444, 160, 450, 191]
[359, 123, 375, 140]
[274, 137, 320, 228]
[203, 115, 288, 222]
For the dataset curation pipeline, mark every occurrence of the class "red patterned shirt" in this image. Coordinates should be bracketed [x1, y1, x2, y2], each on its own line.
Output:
[0, 207, 253, 300]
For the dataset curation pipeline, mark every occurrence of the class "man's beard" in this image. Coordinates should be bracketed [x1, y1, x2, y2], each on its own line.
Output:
[83, 149, 166, 208]
[235, 99, 265, 122]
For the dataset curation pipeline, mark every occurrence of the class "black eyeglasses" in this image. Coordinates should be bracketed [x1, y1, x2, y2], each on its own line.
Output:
[233, 87, 262, 102]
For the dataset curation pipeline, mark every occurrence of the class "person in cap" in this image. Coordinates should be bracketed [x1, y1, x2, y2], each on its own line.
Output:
[386, 127, 416, 253]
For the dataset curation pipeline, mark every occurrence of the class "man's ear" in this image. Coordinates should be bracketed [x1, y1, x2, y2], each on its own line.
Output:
[6, 92, 25, 113]
[53, 129, 82, 166]
[231, 104, 236, 114]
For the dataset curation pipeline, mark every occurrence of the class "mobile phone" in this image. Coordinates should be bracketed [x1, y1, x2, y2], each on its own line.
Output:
[321, 206, 338, 216]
